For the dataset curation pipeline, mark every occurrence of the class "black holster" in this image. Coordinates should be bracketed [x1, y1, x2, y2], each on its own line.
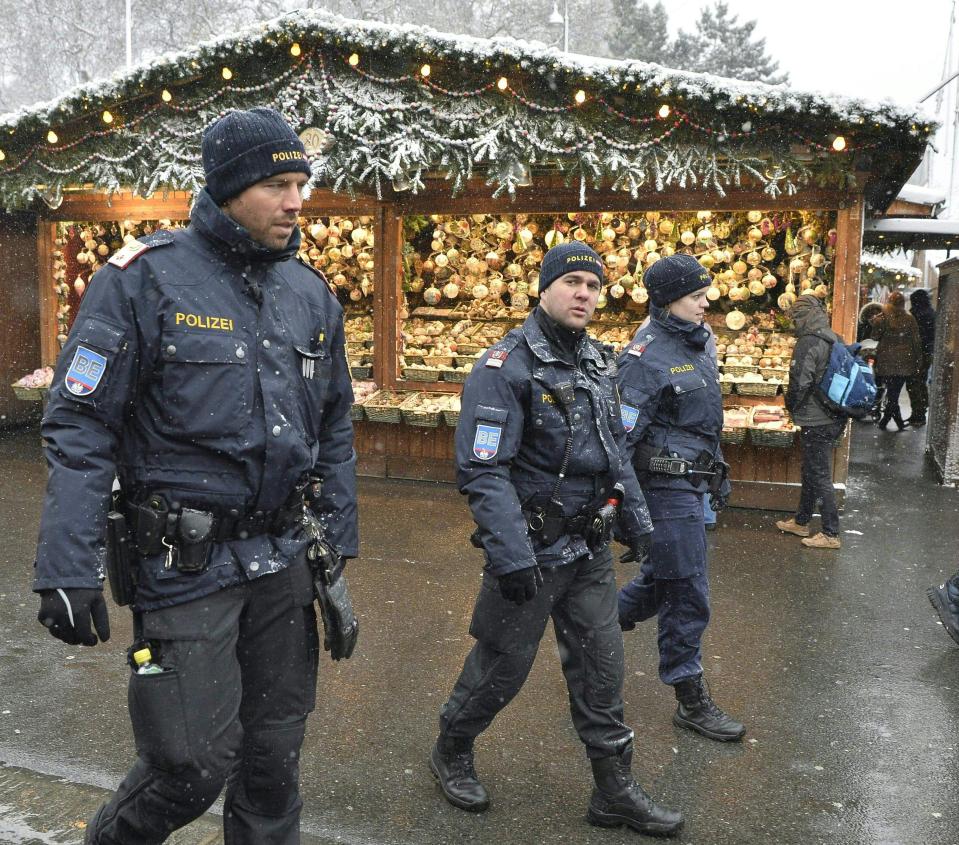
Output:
[105, 510, 136, 607]
[173, 508, 215, 573]
[303, 513, 358, 661]
[525, 497, 567, 547]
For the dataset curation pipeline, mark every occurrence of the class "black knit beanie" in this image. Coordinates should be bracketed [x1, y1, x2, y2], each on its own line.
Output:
[538, 242, 604, 293]
[201, 107, 312, 204]
[643, 253, 711, 306]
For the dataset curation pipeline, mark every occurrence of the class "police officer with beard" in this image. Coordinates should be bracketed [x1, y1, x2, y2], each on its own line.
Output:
[430, 242, 683, 837]
[616, 253, 745, 743]
[33, 108, 358, 843]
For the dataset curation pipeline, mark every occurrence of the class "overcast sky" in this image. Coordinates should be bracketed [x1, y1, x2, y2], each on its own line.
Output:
[669, 0, 953, 106]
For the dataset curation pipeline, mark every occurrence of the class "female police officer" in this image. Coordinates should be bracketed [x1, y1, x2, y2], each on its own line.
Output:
[430, 242, 683, 837]
[616, 253, 745, 743]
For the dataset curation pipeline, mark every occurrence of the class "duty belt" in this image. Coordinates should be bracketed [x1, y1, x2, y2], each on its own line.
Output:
[128, 495, 304, 557]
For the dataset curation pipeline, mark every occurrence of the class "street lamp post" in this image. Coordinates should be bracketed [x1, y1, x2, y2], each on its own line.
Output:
[548, 0, 569, 54]
[125, 0, 133, 70]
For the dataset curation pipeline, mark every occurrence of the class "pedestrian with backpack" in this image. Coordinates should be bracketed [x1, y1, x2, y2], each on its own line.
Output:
[776, 293, 848, 550]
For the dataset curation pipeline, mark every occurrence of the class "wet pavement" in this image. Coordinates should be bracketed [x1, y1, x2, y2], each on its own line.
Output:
[1, 417, 958, 845]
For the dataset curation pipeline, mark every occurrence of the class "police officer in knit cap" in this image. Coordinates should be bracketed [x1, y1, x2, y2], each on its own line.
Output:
[430, 241, 684, 837]
[35, 107, 358, 844]
[616, 253, 745, 743]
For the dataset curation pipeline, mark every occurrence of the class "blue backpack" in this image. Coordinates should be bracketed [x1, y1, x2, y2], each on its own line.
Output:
[816, 341, 877, 419]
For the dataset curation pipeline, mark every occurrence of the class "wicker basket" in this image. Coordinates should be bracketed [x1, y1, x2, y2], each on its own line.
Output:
[350, 402, 365, 422]
[363, 389, 412, 424]
[455, 343, 486, 355]
[723, 364, 759, 378]
[400, 393, 443, 427]
[349, 364, 372, 380]
[749, 427, 796, 448]
[423, 354, 455, 368]
[759, 367, 789, 380]
[403, 366, 442, 382]
[441, 368, 470, 383]
[720, 380, 732, 395]
[442, 409, 461, 428]
[346, 341, 367, 354]
[11, 384, 46, 401]
[735, 381, 780, 397]
[720, 426, 747, 445]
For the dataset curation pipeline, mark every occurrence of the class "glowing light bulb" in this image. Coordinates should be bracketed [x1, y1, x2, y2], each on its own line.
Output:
[832, 135, 846, 151]
[497, 77, 508, 91]
[658, 103, 670, 118]
[222, 67, 233, 80]
[420, 64, 431, 77]
[0, 149, 5, 162]
[290, 42, 301, 57]
[161, 89, 172, 102]
[348, 53, 359, 66]
[47, 130, 58, 144]
[574, 89, 586, 105]
[102, 110, 113, 124]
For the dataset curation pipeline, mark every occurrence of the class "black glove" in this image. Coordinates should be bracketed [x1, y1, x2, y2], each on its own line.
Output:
[38, 588, 110, 646]
[709, 491, 729, 513]
[498, 565, 543, 606]
[620, 533, 652, 566]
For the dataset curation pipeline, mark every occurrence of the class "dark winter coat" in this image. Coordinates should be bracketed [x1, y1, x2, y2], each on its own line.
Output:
[785, 294, 844, 428]
[33, 189, 358, 610]
[871, 305, 923, 377]
[454, 308, 652, 577]
[615, 305, 728, 496]
[909, 290, 936, 356]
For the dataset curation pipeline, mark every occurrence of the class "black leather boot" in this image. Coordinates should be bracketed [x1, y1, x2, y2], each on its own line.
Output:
[588, 743, 683, 836]
[673, 674, 746, 741]
[84, 805, 105, 844]
[928, 577, 959, 646]
[891, 405, 907, 430]
[429, 735, 490, 812]
[877, 407, 892, 430]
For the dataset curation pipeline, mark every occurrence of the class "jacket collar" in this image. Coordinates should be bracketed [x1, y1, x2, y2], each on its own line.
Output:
[650, 304, 710, 350]
[522, 309, 602, 367]
[190, 188, 301, 264]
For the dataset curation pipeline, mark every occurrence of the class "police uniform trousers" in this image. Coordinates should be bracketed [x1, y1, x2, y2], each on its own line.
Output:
[617, 489, 710, 686]
[89, 554, 319, 845]
[440, 546, 633, 759]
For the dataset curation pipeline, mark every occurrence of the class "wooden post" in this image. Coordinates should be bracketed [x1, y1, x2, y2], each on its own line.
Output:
[37, 222, 58, 367]
[829, 193, 865, 497]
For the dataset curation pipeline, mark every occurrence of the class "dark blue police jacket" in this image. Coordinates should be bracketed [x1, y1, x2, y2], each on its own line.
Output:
[616, 306, 725, 499]
[455, 309, 653, 577]
[33, 189, 358, 610]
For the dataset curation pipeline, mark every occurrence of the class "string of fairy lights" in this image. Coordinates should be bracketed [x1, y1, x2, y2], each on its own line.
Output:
[0, 34, 931, 204]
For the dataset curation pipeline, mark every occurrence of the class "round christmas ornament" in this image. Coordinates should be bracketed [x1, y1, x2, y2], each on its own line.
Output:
[725, 310, 747, 330]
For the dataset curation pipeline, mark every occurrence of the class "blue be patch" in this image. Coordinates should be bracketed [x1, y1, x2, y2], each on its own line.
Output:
[65, 345, 107, 396]
[473, 424, 502, 460]
[621, 404, 639, 433]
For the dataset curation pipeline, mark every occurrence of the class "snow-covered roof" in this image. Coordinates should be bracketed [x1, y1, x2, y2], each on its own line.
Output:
[897, 183, 947, 207]
[864, 217, 959, 251]
[861, 251, 922, 277]
[0, 9, 936, 211]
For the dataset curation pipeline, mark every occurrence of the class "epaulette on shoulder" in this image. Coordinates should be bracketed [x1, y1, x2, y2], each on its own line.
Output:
[296, 257, 337, 296]
[107, 230, 174, 269]
[625, 331, 657, 358]
[484, 332, 522, 369]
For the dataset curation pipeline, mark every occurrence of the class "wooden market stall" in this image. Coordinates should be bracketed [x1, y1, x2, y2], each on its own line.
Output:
[0, 10, 933, 508]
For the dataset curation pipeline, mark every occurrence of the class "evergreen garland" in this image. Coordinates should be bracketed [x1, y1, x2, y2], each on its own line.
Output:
[0, 9, 934, 212]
